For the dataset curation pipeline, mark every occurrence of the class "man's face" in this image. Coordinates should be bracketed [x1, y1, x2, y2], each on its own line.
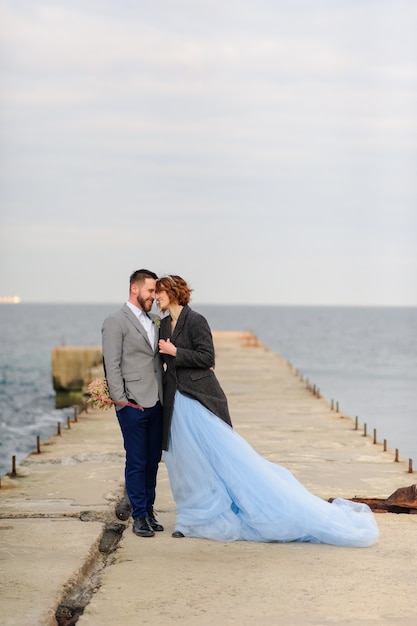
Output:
[132, 278, 156, 312]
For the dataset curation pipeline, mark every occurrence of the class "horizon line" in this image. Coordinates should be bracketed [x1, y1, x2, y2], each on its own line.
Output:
[3, 301, 417, 308]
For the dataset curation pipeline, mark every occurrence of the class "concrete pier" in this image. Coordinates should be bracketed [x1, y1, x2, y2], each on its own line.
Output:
[51, 346, 103, 391]
[1, 332, 416, 625]
[51, 346, 103, 407]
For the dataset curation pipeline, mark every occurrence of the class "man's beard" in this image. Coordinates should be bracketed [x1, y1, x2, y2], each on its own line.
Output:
[136, 295, 152, 312]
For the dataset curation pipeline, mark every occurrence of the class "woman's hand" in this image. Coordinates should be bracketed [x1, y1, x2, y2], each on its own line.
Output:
[158, 338, 177, 356]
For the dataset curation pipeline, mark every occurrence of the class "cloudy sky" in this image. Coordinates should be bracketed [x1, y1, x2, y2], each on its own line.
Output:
[1, 0, 416, 305]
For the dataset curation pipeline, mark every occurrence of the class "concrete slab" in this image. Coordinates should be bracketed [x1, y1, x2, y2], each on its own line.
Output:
[78, 509, 417, 626]
[1, 332, 416, 626]
[0, 518, 102, 626]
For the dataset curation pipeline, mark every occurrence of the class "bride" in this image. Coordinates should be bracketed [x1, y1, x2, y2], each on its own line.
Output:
[156, 275, 379, 547]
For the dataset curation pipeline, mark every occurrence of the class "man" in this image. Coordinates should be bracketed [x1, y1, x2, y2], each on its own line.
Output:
[102, 269, 164, 537]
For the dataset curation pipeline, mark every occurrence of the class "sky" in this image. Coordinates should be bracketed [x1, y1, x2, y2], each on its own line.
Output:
[1, 0, 416, 305]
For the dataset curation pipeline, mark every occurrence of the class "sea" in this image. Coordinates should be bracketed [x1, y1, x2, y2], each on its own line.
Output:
[0, 303, 416, 478]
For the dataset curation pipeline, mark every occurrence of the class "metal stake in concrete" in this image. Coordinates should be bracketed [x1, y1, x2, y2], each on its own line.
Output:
[409, 459, 413, 473]
[36, 435, 41, 454]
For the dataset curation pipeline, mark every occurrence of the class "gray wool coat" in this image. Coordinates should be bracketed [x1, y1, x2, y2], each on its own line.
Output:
[160, 305, 232, 450]
[102, 304, 163, 408]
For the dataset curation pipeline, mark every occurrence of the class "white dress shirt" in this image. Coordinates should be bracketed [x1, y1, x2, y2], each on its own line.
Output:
[126, 302, 155, 347]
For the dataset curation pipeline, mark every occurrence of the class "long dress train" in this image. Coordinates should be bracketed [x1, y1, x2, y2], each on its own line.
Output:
[163, 391, 379, 547]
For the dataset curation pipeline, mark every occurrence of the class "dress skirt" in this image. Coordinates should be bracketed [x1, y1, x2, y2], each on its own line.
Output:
[163, 392, 379, 547]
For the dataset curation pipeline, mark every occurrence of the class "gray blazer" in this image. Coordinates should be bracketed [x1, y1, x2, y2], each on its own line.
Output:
[160, 305, 232, 450]
[102, 304, 163, 408]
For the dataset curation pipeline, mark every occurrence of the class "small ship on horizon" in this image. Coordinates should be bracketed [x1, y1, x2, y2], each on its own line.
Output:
[0, 295, 21, 304]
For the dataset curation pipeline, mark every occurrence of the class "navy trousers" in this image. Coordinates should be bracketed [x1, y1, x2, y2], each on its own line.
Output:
[116, 401, 163, 520]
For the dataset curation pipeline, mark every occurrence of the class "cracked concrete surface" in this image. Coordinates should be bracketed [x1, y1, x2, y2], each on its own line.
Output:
[1, 332, 416, 625]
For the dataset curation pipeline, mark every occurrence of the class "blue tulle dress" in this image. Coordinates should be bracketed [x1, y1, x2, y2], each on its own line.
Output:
[163, 392, 379, 547]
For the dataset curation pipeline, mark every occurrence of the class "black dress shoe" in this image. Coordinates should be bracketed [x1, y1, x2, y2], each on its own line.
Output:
[115, 497, 132, 521]
[132, 517, 154, 537]
[172, 530, 185, 538]
[147, 511, 164, 532]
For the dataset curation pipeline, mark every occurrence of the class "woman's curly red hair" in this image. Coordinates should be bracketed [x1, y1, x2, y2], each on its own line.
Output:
[156, 275, 193, 306]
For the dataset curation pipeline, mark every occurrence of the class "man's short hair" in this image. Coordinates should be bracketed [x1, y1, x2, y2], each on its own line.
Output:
[129, 269, 158, 286]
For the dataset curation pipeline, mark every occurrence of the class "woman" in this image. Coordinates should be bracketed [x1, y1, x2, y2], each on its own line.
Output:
[156, 275, 379, 547]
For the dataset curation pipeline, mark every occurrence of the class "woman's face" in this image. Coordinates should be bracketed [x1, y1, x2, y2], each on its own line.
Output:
[156, 288, 171, 312]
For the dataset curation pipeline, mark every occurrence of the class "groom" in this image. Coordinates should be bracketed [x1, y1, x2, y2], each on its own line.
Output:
[102, 269, 164, 537]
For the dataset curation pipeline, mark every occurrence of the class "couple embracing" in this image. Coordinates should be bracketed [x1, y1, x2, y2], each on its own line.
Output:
[102, 269, 379, 547]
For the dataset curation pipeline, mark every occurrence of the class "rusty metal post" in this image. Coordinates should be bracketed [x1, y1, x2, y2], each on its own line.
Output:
[73, 405, 78, 422]
[354, 416, 358, 430]
[67, 415, 71, 429]
[11, 455, 17, 477]
[363, 423, 367, 437]
[395, 448, 399, 462]
[373, 428, 377, 444]
[57, 421, 61, 435]
[36, 435, 41, 454]
[409, 459, 413, 473]
[383, 439, 387, 451]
